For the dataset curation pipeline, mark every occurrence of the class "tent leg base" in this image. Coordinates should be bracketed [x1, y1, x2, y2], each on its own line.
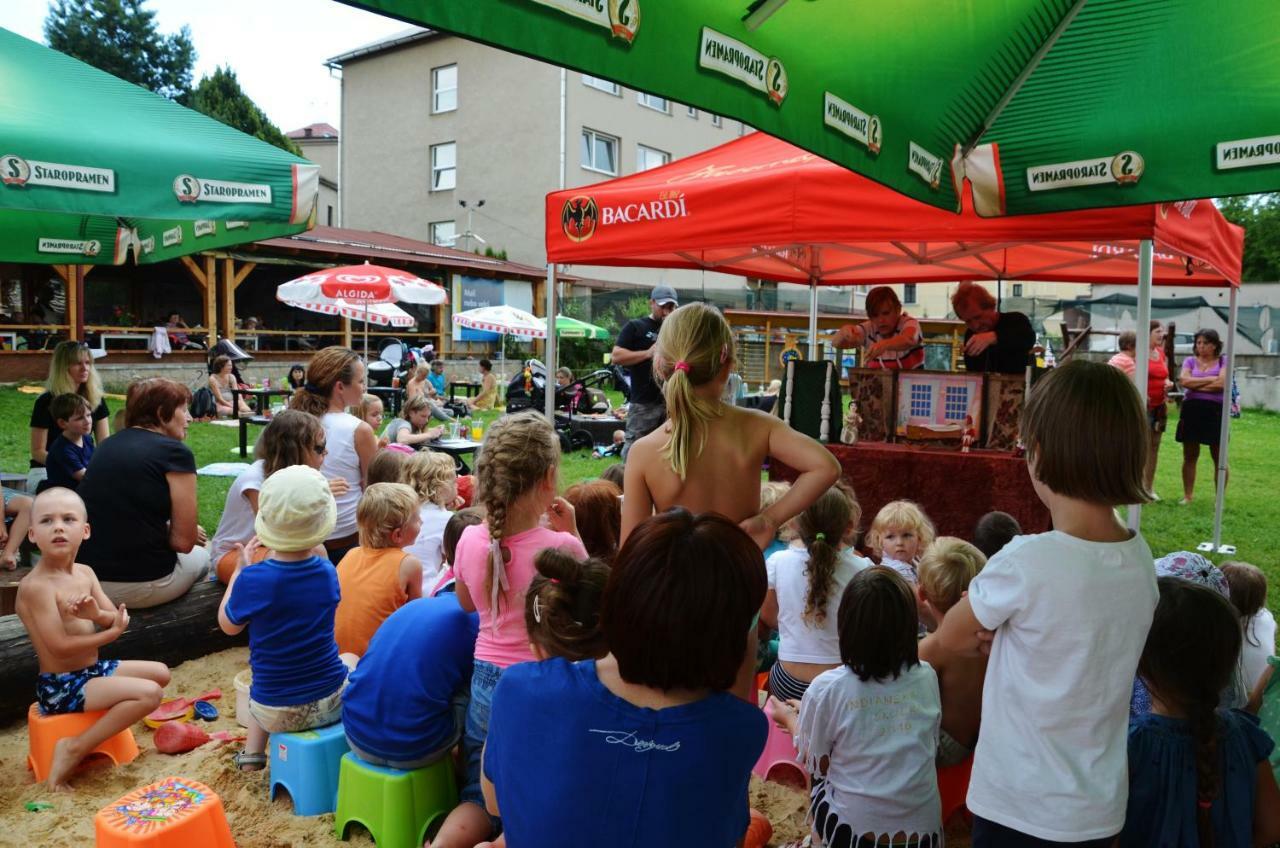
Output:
[1196, 541, 1236, 555]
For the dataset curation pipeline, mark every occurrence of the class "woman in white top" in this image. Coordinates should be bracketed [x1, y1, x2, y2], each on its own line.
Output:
[761, 485, 869, 701]
[289, 347, 377, 563]
[776, 566, 942, 847]
[401, 451, 457, 591]
[209, 410, 344, 582]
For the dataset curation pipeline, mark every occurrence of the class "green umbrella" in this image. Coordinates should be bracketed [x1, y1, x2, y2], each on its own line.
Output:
[0, 27, 318, 264]
[556, 314, 610, 340]
[343, 1, 1280, 216]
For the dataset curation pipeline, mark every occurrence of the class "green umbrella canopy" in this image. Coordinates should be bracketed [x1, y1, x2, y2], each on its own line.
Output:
[343, 0, 1280, 216]
[556, 314, 610, 339]
[0, 28, 318, 265]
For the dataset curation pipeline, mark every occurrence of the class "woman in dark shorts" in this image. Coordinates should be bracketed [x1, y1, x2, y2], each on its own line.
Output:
[1176, 329, 1227, 505]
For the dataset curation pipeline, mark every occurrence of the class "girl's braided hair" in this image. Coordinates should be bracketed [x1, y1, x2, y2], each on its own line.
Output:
[795, 486, 856, 626]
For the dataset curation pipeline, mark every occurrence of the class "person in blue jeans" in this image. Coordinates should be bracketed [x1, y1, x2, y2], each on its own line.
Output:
[481, 510, 768, 848]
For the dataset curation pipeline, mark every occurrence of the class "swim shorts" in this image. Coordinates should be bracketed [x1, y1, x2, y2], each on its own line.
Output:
[36, 659, 120, 715]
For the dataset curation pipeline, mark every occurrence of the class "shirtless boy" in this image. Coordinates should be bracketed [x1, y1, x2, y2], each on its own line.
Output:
[15, 487, 170, 788]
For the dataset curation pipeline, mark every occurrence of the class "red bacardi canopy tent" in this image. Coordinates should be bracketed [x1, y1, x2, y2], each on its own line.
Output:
[545, 133, 1243, 288]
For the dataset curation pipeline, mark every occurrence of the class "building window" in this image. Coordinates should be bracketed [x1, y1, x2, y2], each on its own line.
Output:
[580, 128, 618, 175]
[686, 105, 698, 118]
[711, 113, 722, 127]
[636, 144, 670, 172]
[943, 385, 970, 422]
[326, 205, 333, 226]
[637, 92, 669, 113]
[1011, 283, 1024, 297]
[432, 64, 457, 113]
[429, 220, 457, 247]
[430, 142, 456, 191]
[909, 383, 933, 418]
[583, 74, 620, 95]
[903, 283, 917, 305]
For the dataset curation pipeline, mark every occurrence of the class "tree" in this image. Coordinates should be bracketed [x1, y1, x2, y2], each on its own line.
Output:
[44, 0, 195, 100]
[188, 67, 302, 156]
[1217, 193, 1280, 282]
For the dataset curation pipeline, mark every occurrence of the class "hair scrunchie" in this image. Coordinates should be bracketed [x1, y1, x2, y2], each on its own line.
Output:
[303, 382, 321, 394]
[673, 361, 691, 374]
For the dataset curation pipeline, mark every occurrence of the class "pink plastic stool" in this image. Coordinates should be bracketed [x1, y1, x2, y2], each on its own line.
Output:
[751, 696, 809, 789]
[937, 754, 974, 825]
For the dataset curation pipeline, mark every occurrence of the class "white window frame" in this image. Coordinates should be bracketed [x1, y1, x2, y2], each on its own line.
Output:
[1011, 283, 1024, 297]
[430, 142, 456, 191]
[429, 220, 457, 247]
[432, 64, 457, 114]
[637, 92, 669, 113]
[686, 105, 698, 118]
[580, 128, 619, 175]
[903, 283, 917, 305]
[636, 144, 671, 172]
[711, 113, 722, 127]
[582, 74, 620, 95]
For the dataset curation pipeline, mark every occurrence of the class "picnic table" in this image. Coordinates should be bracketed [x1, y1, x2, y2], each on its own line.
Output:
[230, 386, 294, 418]
[426, 437, 482, 474]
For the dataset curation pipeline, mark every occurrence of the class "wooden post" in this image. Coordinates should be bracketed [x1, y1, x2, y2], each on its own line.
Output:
[72, 265, 87, 341]
[764, 319, 772, 386]
[219, 258, 256, 340]
[341, 316, 352, 349]
[180, 254, 218, 343]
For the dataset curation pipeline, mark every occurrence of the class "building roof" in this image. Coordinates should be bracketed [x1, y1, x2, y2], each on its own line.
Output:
[325, 27, 438, 68]
[288, 122, 338, 141]
[236, 225, 558, 283]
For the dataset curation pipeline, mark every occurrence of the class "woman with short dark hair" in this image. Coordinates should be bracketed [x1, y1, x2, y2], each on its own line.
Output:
[78, 378, 209, 608]
[480, 510, 767, 845]
[466, 359, 498, 411]
[1176, 328, 1227, 504]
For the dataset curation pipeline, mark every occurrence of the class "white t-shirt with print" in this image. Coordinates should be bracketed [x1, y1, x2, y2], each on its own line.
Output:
[796, 662, 942, 841]
[767, 546, 870, 664]
[965, 531, 1157, 841]
[405, 502, 452, 593]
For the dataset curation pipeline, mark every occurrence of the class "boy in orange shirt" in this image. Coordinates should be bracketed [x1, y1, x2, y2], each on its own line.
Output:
[334, 482, 423, 655]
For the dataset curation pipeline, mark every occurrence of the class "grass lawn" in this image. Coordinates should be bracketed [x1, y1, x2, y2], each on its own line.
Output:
[0, 384, 1273, 616]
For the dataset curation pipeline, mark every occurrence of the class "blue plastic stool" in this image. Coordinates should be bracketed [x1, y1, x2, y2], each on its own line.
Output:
[268, 722, 350, 815]
[334, 751, 458, 847]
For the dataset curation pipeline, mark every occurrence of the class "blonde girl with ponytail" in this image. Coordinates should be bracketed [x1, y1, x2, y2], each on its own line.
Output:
[440, 410, 587, 847]
[621, 302, 840, 551]
[760, 485, 868, 701]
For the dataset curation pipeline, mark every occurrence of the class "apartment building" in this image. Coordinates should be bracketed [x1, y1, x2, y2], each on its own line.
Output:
[326, 27, 760, 299]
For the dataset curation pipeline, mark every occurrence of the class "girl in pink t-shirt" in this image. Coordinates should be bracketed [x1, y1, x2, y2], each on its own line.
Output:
[438, 411, 584, 848]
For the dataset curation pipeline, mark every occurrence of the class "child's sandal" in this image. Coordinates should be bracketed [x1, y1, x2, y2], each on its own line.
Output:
[232, 750, 267, 771]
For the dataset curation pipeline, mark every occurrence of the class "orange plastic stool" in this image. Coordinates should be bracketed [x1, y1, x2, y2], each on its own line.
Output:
[937, 754, 974, 826]
[27, 703, 140, 782]
[95, 777, 235, 848]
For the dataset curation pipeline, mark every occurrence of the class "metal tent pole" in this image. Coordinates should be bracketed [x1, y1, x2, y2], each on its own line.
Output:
[807, 248, 821, 360]
[1128, 240, 1153, 532]
[544, 264, 558, 420]
[1203, 284, 1238, 554]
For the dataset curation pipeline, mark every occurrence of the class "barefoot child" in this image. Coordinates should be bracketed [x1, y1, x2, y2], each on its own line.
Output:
[916, 537, 988, 766]
[775, 566, 942, 844]
[44, 393, 95, 491]
[334, 482, 424, 656]
[0, 487, 33, 571]
[218, 465, 357, 770]
[935, 360, 1159, 845]
[15, 487, 171, 788]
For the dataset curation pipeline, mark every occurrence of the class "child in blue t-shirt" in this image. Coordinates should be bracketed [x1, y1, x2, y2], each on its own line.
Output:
[218, 465, 355, 771]
[45, 393, 95, 491]
[1121, 577, 1280, 847]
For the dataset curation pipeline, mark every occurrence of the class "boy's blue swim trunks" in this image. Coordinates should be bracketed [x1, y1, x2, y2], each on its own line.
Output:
[36, 659, 120, 714]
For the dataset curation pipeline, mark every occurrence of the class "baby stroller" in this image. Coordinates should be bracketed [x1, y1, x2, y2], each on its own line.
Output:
[506, 359, 548, 413]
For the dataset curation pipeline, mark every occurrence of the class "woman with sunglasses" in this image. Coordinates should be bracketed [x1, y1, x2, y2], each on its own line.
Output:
[28, 340, 111, 491]
[209, 411, 349, 582]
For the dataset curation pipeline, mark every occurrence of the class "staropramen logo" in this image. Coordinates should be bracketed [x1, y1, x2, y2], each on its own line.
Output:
[174, 174, 272, 205]
[38, 237, 101, 257]
[526, 0, 639, 43]
[908, 142, 944, 191]
[823, 93, 881, 156]
[1215, 135, 1280, 171]
[699, 28, 787, 105]
[2, 154, 115, 193]
[1027, 151, 1144, 192]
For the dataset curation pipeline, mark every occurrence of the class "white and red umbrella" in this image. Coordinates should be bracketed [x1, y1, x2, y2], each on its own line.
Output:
[277, 262, 448, 358]
[451, 304, 546, 338]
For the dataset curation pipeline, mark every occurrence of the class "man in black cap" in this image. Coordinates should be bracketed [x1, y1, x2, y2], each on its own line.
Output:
[612, 285, 678, 459]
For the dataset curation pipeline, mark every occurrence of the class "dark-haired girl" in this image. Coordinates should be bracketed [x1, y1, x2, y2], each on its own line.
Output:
[1177, 328, 1227, 505]
[776, 566, 941, 846]
[761, 485, 869, 701]
[1120, 577, 1280, 847]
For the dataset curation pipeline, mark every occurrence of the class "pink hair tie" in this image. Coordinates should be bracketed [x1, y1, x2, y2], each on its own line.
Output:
[673, 361, 691, 374]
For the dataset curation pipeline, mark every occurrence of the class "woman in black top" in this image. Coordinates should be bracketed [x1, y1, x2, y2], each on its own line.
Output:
[78, 378, 209, 608]
[29, 341, 110, 490]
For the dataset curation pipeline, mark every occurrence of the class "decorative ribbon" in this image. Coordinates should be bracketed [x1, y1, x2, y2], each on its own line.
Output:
[488, 538, 509, 634]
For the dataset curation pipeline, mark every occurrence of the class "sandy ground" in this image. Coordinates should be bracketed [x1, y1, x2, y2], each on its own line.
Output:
[0, 645, 968, 847]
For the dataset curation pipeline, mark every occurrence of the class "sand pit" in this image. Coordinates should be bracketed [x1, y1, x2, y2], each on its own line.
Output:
[0, 646, 832, 847]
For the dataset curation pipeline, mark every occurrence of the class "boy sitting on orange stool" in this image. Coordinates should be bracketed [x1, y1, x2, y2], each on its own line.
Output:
[15, 487, 170, 788]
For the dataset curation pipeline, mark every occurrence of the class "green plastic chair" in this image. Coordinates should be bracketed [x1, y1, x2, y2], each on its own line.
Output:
[1258, 655, 1280, 783]
[334, 752, 458, 848]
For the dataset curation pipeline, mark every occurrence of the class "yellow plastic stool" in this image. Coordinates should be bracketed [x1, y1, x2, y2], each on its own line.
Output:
[27, 703, 139, 782]
[94, 777, 234, 848]
[334, 751, 458, 847]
